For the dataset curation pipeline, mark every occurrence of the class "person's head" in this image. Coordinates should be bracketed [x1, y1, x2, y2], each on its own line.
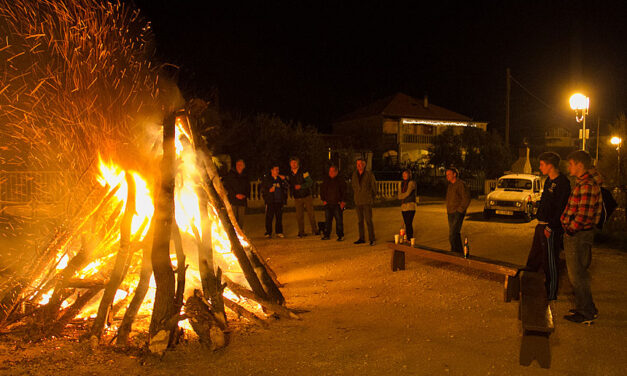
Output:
[235, 159, 245, 174]
[270, 165, 280, 177]
[538, 152, 560, 176]
[356, 158, 366, 173]
[402, 169, 411, 181]
[289, 157, 300, 170]
[328, 165, 338, 178]
[445, 167, 459, 183]
[566, 150, 592, 177]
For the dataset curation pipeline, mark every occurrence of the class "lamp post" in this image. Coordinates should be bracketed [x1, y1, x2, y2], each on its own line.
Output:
[611, 136, 622, 186]
[570, 93, 590, 151]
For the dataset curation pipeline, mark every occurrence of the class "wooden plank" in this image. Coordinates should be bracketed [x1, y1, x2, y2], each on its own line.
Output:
[520, 331, 551, 368]
[391, 250, 405, 271]
[504, 274, 520, 302]
[520, 271, 554, 333]
[387, 243, 520, 277]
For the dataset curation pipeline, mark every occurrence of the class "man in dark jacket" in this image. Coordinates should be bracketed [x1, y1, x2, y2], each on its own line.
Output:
[262, 164, 288, 238]
[320, 165, 347, 241]
[445, 167, 470, 253]
[224, 159, 250, 229]
[524, 152, 571, 300]
[351, 158, 377, 245]
[287, 157, 318, 237]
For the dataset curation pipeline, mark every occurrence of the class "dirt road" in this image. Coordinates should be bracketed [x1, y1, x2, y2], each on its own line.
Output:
[2, 200, 626, 375]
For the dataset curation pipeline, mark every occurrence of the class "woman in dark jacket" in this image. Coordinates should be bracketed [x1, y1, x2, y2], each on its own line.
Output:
[397, 169, 417, 240]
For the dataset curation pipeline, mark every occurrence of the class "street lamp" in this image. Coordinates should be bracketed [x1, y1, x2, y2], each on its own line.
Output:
[570, 93, 590, 150]
[611, 136, 622, 186]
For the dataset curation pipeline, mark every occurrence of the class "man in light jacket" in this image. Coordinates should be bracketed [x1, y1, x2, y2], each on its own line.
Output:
[351, 158, 377, 246]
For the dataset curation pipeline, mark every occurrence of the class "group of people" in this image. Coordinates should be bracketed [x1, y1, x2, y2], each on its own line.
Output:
[226, 150, 604, 324]
[223, 157, 378, 245]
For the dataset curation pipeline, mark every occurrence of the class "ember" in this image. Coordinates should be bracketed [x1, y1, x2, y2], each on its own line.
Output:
[0, 0, 292, 353]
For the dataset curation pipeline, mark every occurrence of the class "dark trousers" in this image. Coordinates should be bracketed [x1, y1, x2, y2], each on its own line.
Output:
[324, 204, 344, 237]
[265, 203, 283, 235]
[402, 210, 415, 239]
[447, 211, 464, 253]
[356, 205, 375, 241]
[525, 224, 560, 300]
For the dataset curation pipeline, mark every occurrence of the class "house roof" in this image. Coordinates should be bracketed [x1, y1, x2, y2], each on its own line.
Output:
[335, 92, 473, 123]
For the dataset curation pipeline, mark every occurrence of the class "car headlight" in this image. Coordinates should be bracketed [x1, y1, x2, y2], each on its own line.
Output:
[516, 202, 522, 207]
[489, 200, 495, 206]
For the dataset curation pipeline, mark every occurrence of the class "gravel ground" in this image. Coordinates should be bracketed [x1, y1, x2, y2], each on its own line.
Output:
[2, 199, 626, 375]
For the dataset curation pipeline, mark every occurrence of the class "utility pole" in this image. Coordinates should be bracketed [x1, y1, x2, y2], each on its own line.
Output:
[505, 68, 510, 146]
[596, 117, 600, 165]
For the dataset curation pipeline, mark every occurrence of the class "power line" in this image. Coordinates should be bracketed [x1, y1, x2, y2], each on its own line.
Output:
[509, 74, 569, 121]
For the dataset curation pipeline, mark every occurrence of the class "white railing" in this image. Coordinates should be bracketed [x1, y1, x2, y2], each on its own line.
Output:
[247, 180, 402, 208]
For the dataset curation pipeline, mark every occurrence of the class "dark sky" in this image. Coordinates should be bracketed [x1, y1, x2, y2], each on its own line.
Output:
[133, 0, 626, 142]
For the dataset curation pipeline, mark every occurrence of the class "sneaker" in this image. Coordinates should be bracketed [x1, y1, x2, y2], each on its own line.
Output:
[354, 239, 365, 245]
[337, 236, 344, 242]
[369, 240, 376, 246]
[568, 308, 598, 318]
[564, 311, 597, 324]
[277, 233, 285, 238]
[321, 236, 330, 240]
[264, 233, 271, 238]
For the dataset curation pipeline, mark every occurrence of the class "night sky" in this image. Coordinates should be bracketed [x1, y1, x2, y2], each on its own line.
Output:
[133, 1, 626, 143]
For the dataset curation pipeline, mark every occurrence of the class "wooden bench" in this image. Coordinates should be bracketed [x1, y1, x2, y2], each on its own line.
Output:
[387, 242, 522, 302]
[519, 271, 554, 369]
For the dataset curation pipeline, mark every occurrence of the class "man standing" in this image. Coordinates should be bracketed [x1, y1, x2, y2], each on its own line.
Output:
[351, 158, 377, 246]
[320, 165, 346, 241]
[445, 167, 470, 253]
[287, 157, 318, 237]
[524, 152, 571, 300]
[262, 164, 288, 238]
[561, 150, 602, 323]
[224, 159, 249, 229]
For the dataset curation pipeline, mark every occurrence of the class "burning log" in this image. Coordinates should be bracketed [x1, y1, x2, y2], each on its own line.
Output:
[90, 173, 136, 340]
[183, 290, 227, 351]
[149, 113, 177, 349]
[223, 297, 268, 328]
[223, 277, 300, 320]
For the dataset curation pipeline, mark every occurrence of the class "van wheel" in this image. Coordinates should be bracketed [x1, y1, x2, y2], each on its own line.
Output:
[483, 210, 492, 220]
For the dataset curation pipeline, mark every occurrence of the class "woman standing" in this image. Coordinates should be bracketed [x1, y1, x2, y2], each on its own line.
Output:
[398, 169, 417, 240]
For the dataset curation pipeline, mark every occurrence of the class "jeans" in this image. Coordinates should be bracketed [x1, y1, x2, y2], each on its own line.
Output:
[265, 203, 284, 235]
[447, 211, 464, 253]
[564, 230, 597, 317]
[356, 205, 375, 241]
[402, 210, 415, 239]
[324, 204, 344, 237]
[233, 205, 246, 229]
[295, 195, 317, 234]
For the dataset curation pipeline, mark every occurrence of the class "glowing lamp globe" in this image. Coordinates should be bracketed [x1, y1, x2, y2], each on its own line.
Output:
[611, 136, 622, 146]
[569, 93, 589, 111]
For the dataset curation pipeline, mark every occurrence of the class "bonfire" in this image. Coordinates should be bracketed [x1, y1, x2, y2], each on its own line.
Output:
[0, 0, 293, 353]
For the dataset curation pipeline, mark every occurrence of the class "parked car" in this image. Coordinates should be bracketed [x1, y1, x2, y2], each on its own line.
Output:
[483, 174, 543, 221]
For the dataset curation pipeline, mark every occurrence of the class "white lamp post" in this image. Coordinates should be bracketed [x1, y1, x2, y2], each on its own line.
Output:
[570, 93, 590, 150]
[611, 136, 622, 186]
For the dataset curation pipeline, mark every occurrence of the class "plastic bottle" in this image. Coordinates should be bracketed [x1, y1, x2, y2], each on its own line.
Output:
[463, 237, 470, 258]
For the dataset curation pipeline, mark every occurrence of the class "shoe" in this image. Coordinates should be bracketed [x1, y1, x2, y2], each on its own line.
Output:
[569, 308, 598, 318]
[369, 240, 376, 246]
[297, 233, 307, 238]
[314, 230, 321, 236]
[277, 233, 285, 238]
[337, 236, 344, 242]
[321, 236, 330, 240]
[354, 239, 365, 245]
[264, 233, 271, 238]
[564, 311, 597, 324]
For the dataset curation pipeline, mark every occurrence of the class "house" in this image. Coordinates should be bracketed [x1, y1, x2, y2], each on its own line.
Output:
[332, 93, 487, 166]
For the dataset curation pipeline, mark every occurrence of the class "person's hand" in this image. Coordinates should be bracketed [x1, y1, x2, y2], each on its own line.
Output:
[544, 228, 551, 238]
[236, 194, 245, 200]
[295, 184, 301, 190]
[269, 186, 275, 192]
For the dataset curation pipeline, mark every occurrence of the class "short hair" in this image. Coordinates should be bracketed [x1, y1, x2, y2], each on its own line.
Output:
[566, 150, 592, 169]
[289, 156, 300, 163]
[538, 152, 560, 169]
[446, 167, 459, 176]
[329, 165, 338, 171]
[356, 157, 366, 164]
[270, 163, 280, 169]
[235, 159, 245, 164]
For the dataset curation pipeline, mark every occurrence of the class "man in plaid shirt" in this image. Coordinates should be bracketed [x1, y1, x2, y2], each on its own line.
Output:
[560, 150, 603, 324]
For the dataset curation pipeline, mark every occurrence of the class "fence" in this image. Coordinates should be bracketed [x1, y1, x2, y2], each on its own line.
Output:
[247, 180, 401, 208]
[0, 171, 61, 215]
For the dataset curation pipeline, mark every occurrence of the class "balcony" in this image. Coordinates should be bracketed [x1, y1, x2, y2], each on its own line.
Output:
[402, 134, 435, 145]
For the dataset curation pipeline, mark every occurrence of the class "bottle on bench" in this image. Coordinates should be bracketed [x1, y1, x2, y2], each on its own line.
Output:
[463, 237, 470, 258]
